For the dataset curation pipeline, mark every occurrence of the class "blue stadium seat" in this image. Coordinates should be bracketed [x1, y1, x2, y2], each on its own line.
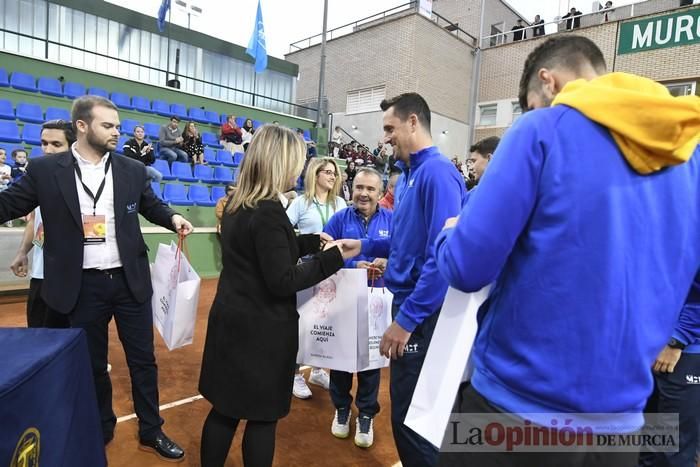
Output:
[220, 114, 228, 124]
[204, 110, 220, 125]
[63, 82, 85, 99]
[0, 122, 22, 143]
[15, 103, 43, 124]
[170, 103, 188, 120]
[163, 183, 194, 206]
[87, 87, 109, 98]
[0, 68, 9, 87]
[152, 159, 174, 181]
[233, 152, 244, 166]
[131, 96, 152, 113]
[0, 99, 14, 120]
[235, 117, 245, 127]
[110, 92, 133, 110]
[115, 135, 129, 154]
[45, 107, 70, 121]
[171, 161, 197, 182]
[188, 107, 208, 124]
[213, 166, 233, 183]
[144, 122, 161, 140]
[216, 150, 234, 167]
[211, 185, 226, 201]
[189, 184, 216, 206]
[22, 124, 42, 145]
[252, 120, 263, 129]
[194, 165, 217, 184]
[10, 72, 37, 92]
[150, 181, 163, 199]
[152, 100, 171, 117]
[37, 77, 63, 97]
[203, 147, 218, 165]
[120, 119, 138, 135]
[201, 132, 223, 149]
[232, 168, 240, 183]
[303, 130, 312, 142]
[29, 147, 43, 159]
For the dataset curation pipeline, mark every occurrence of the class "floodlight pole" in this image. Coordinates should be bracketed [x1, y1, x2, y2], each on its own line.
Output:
[315, 0, 329, 130]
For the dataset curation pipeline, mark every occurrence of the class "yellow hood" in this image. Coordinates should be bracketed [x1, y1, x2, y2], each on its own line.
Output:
[552, 72, 700, 174]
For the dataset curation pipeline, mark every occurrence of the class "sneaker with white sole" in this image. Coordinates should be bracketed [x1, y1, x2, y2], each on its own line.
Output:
[292, 373, 312, 399]
[308, 368, 330, 389]
[331, 407, 351, 439]
[354, 415, 374, 448]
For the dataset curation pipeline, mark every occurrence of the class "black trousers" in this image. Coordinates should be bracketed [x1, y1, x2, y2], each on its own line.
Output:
[438, 384, 640, 467]
[329, 368, 381, 417]
[61, 268, 163, 441]
[26, 278, 70, 328]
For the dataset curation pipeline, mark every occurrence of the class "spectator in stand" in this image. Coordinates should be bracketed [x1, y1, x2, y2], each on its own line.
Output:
[372, 142, 389, 184]
[340, 173, 351, 204]
[600, 1, 615, 22]
[215, 183, 236, 235]
[183, 121, 206, 165]
[241, 118, 255, 152]
[511, 19, 526, 41]
[10, 148, 28, 181]
[345, 161, 357, 188]
[220, 115, 243, 153]
[332, 126, 344, 146]
[378, 172, 399, 211]
[468, 136, 500, 187]
[123, 125, 162, 182]
[0, 148, 10, 191]
[158, 116, 189, 164]
[563, 7, 583, 30]
[533, 14, 545, 37]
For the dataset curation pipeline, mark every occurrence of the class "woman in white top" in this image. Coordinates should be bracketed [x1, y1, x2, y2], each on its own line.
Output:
[286, 157, 347, 399]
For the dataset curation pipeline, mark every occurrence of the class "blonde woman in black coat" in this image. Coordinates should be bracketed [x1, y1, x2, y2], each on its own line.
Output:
[199, 124, 348, 466]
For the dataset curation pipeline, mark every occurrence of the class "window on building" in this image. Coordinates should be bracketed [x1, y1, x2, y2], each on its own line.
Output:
[511, 102, 522, 123]
[479, 104, 498, 126]
[346, 85, 386, 114]
[489, 23, 505, 46]
[665, 82, 696, 96]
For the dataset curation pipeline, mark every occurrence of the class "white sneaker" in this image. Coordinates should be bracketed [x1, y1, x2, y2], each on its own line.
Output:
[308, 368, 330, 390]
[331, 407, 350, 439]
[354, 415, 374, 448]
[292, 373, 312, 399]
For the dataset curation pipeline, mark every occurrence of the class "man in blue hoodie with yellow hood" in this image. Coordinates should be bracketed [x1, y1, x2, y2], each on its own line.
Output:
[435, 36, 700, 466]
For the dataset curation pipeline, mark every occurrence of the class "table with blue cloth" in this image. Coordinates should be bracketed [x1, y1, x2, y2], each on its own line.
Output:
[0, 328, 106, 466]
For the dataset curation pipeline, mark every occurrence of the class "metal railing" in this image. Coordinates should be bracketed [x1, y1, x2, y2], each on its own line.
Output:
[427, 10, 478, 46]
[289, 2, 417, 52]
[0, 27, 317, 120]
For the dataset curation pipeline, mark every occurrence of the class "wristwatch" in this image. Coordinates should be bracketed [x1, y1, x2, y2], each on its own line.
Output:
[667, 338, 687, 350]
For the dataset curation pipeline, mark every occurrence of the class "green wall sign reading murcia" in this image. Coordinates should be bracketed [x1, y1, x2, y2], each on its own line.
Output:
[618, 7, 700, 54]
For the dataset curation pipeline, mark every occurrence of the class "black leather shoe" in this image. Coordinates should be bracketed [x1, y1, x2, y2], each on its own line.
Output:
[138, 432, 185, 462]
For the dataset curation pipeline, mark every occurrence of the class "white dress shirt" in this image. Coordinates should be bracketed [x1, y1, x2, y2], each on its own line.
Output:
[72, 144, 122, 269]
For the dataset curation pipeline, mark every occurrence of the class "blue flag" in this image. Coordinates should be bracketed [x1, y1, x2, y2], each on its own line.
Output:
[246, 0, 268, 73]
[157, 0, 170, 33]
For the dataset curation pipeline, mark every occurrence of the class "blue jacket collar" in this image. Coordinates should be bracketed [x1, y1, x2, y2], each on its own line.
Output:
[409, 145, 440, 169]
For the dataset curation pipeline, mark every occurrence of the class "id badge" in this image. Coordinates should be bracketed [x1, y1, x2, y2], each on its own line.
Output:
[83, 214, 107, 244]
[33, 222, 45, 249]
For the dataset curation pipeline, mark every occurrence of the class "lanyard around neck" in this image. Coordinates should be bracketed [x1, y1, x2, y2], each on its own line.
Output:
[74, 156, 111, 216]
[314, 198, 331, 227]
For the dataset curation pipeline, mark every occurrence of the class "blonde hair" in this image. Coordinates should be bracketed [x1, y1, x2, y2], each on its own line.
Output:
[226, 125, 306, 214]
[303, 157, 342, 209]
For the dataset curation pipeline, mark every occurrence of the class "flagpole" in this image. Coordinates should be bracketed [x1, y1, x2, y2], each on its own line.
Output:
[253, 72, 257, 107]
[165, 3, 172, 85]
[315, 0, 329, 130]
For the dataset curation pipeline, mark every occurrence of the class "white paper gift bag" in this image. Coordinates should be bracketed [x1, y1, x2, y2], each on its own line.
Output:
[404, 285, 491, 448]
[296, 269, 369, 372]
[360, 286, 393, 371]
[151, 239, 201, 351]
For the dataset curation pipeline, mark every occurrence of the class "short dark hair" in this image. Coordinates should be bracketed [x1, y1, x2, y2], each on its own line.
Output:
[470, 136, 500, 156]
[133, 124, 145, 133]
[380, 92, 431, 132]
[170, 116, 181, 122]
[71, 95, 118, 125]
[518, 36, 607, 111]
[11, 148, 27, 159]
[42, 119, 77, 146]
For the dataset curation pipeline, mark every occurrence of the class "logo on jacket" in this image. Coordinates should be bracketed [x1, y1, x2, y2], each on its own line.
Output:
[408, 178, 415, 187]
[11, 427, 40, 467]
[686, 374, 700, 385]
[127, 202, 137, 214]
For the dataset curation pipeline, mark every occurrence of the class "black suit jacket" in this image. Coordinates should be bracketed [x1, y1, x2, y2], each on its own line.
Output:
[0, 151, 176, 313]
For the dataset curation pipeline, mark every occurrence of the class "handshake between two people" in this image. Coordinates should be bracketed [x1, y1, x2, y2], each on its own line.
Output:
[318, 232, 386, 280]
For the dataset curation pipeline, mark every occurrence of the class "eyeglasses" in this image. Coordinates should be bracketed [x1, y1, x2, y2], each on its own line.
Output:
[318, 169, 338, 177]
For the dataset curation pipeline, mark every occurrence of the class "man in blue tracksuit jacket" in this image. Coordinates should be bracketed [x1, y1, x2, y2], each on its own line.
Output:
[434, 36, 700, 466]
[640, 274, 700, 467]
[341, 93, 466, 466]
[323, 167, 392, 449]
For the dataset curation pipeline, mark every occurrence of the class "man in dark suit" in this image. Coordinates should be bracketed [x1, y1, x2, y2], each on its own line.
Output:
[0, 96, 192, 462]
